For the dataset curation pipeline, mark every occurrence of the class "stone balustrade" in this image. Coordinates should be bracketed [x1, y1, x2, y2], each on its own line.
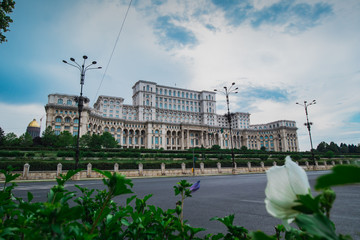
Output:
[0, 161, 341, 181]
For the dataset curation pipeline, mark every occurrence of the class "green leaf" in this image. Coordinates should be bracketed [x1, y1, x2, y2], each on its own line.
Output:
[57, 169, 82, 186]
[315, 165, 360, 190]
[126, 195, 137, 205]
[94, 168, 112, 179]
[27, 192, 33, 202]
[293, 194, 320, 214]
[295, 213, 339, 240]
[251, 231, 276, 240]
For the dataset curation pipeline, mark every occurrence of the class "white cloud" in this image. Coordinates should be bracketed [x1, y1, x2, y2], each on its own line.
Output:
[1, 0, 359, 150]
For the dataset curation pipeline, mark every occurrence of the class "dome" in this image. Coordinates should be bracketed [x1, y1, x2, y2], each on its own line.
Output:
[28, 119, 40, 128]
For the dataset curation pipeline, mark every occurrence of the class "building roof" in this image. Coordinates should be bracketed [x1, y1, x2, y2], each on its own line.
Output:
[28, 119, 40, 128]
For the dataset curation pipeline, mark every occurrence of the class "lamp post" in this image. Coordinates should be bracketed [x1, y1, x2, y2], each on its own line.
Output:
[214, 82, 238, 174]
[296, 100, 316, 165]
[63, 55, 101, 169]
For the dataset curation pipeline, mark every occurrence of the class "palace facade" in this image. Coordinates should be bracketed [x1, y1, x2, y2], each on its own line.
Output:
[45, 80, 298, 151]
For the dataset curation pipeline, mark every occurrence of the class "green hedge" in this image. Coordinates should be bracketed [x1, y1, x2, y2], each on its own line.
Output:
[0, 151, 26, 157]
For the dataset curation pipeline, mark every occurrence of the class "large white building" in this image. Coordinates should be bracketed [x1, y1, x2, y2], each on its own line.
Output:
[45, 80, 298, 151]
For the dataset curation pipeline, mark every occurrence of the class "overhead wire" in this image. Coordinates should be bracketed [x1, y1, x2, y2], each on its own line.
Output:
[94, 0, 133, 101]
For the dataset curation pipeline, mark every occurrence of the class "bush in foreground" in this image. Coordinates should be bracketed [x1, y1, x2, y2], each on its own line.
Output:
[0, 159, 359, 239]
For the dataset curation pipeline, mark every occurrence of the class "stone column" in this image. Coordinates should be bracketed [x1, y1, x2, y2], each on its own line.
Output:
[331, 161, 335, 166]
[247, 162, 251, 172]
[324, 161, 327, 168]
[23, 163, 30, 178]
[187, 129, 190, 149]
[181, 162, 186, 174]
[200, 162, 205, 174]
[161, 163, 166, 175]
[315, 161, 318, 170]
[87, 163, 92, 178]
[346, 160, 350, 165]
[260, 161, 265, 171]
[139, 163, 143, 176]
[219, 133, 224, 148]
[305, 161, 309, 169]
[181, 130, 185, 150]
[57, 163, 62, 177]
[217, 162, 222, 173]
[339, 160, 343, 165]
[114, 163, 119, 173]
[200, 131, 204, 147]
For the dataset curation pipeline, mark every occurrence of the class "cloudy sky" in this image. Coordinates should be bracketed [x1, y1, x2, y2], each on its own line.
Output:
[0, 0, 359, 151]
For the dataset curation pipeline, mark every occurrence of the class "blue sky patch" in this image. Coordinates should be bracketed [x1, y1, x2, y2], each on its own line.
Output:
[205, 24, 216, 32]
[151, 0, 167, 5]
[241, 86, 289, 102]
[211, 0, 253, 26]
[211, 0, 332, 32]
[349, 113, 360, 123]
[154, 16, 198, 49]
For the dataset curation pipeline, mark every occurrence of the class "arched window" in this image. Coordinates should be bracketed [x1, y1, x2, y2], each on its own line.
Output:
[57, 99, 63, 104]
[55, 117, 62, 122]
[67, 100, 72, 105]
[74, 118, 79, 124]
[65, 117, 71, 123]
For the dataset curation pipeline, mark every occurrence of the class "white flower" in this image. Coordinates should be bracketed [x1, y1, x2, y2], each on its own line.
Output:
[265, 156, 310, 226]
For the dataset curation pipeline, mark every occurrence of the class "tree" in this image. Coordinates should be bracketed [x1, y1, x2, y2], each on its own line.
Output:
[328, 142, 339, 153]
[101, 132, 118, 148]
[0, 126, 4, 145]
[316, 141, 328, 153]
[3, 132, 19, 146]
[19, 132, 33, 147]
[42, 127, 57, 147]
[79, 133, 92, 148]
[324, 150, 335, 159]
[240, 146, 248, 151]
[339, 143, 349, 153]
[211, 145, 221, 150]
[88, 134, 102, 149]
[0, 0, 16, 43]
[55, 131, 74, 148]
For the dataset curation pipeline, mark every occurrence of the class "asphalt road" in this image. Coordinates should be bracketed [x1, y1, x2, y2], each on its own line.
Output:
[10, 172, 360, 238]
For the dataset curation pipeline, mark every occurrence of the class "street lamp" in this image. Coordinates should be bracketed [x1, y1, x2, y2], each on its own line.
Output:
[63, 55, 102, 169]
[296, 100, 316, 165]
[214, 82, 238, 174]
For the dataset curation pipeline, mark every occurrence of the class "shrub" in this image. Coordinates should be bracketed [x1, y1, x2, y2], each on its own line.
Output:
[57, 151, 75, 158]
[0, 151, 25, 157]
[291, 154, 302, 160]
[26, 152, 35, 157]
[324, 150, 335, 159]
